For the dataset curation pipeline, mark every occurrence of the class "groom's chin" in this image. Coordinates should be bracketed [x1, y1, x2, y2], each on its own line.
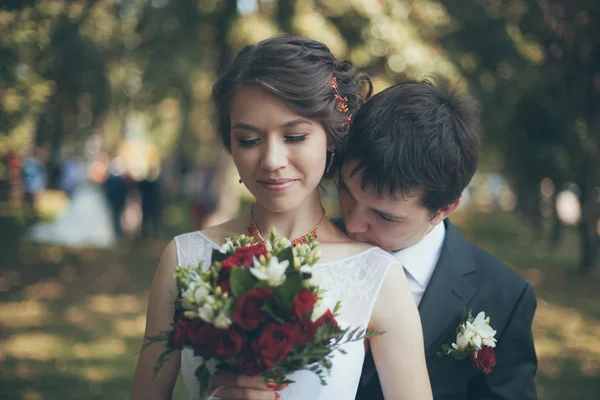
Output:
[348, 233, 372, 245]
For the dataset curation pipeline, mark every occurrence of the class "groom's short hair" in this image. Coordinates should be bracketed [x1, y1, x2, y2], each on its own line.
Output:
[344, 78, 481, 213]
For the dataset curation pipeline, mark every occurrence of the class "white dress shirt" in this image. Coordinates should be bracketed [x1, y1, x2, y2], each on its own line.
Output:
[392, 222, 446, 305]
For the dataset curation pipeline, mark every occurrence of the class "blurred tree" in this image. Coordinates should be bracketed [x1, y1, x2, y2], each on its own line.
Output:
[435, 0, 599, 272]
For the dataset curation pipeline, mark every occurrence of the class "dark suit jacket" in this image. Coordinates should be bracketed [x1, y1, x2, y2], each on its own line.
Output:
[334, 218, 538, 400]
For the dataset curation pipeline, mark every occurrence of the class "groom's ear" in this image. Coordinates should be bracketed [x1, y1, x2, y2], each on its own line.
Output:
[430, 198, 461, 225]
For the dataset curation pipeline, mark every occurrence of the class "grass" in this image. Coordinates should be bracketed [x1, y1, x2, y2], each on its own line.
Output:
[0, 210, 599, 399]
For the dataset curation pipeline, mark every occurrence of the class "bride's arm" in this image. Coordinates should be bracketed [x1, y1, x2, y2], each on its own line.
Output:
[131, 240, 181, 400]
[368, 262, 433, 400]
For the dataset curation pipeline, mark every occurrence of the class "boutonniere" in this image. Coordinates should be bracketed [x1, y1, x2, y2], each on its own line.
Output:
[437, 309, 497, 374]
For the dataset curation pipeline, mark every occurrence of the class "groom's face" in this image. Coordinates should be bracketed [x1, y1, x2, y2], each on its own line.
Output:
[338, 160, 441, 252]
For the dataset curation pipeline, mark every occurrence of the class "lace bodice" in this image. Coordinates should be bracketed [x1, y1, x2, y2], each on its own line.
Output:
[175, 231, 398, 400]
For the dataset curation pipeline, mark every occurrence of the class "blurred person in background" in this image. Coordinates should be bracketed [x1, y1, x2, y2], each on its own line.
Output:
[104, 156, 130, 237]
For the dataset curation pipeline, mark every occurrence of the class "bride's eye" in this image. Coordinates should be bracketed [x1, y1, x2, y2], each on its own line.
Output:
[238, 138, 261, 147]
[284, 135, 307, 143]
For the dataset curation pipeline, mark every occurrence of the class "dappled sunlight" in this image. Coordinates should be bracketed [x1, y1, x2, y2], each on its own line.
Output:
[113, 315, 146, 338]
[85, 337, 128, 359]
[22, 390, 44, 400]
[534, 300, 600, 377]
[0, 333, 63, 361]
[86, 294, 145, 315]
[0, 299, 49, 327]
[0, 333, 129, 362]
[24, 280, 64, 299]
[65, 305, 98, 330]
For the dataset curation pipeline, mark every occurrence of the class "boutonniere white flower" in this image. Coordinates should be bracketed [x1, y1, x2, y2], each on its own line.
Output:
[438, 310, 497, 374]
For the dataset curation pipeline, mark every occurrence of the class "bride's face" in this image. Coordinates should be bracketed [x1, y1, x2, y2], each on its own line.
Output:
[338, 160, 454, 252]
[229, 85, 328, 213]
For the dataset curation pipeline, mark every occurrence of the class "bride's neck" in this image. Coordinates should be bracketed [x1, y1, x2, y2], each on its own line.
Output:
[250, 193, 325, 240]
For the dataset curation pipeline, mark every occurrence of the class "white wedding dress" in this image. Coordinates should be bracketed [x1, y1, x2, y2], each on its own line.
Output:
[175, 231, 397, 400]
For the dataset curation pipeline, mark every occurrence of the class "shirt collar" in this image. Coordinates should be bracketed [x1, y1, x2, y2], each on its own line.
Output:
[392, 222, 446, 288]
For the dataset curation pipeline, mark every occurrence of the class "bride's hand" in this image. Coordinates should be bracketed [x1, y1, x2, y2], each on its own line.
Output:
[204, 371, 286, 400]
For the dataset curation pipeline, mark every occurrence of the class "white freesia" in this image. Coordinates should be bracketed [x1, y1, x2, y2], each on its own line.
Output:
[453, 329, 471, 352]
[220, 240, 234, 254]
[194, 284, 210, 304]
[250, 255, 288, 287]
[311, 297, 333, 322]
[213, 311, 232, 329]
[451, 312, 497, 352]
[471, 312, 497, 348]
[198, 302, 215, 323]
[300, 265, 327, 288]
[181, 283, 197, 310]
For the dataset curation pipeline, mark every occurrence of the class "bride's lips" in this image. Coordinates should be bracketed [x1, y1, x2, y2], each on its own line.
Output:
[258, 179, 296, 191]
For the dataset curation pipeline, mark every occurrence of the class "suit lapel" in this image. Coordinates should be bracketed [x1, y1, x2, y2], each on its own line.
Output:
[418, 219, 477, 351]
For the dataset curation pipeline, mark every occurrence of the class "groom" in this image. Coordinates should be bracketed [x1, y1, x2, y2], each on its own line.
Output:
[338, 79, 538, 399]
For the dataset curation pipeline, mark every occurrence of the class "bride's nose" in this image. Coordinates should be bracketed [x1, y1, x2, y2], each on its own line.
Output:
[260, 138, 288, 171]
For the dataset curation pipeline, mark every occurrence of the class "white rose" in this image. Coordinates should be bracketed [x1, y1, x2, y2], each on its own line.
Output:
[213, 311, 232, 329]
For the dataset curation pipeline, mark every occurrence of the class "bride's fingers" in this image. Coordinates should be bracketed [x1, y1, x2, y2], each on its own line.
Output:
[214, 386, 279, 400]
[210, 372, 272, 391]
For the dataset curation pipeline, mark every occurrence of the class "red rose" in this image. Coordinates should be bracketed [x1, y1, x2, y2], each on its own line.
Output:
[169, 317, 189, 347]
[471, 346, 496, 374]
[186, 319, 217, 358]
[214, 326, 245, 359]
[292, 290, 317, 320]
[222, 245, 267, 268]
[219, 278, 232, 295]
[236, 348, 263, 376]
[313, 309, 339, 328]
[289, 320, 317, 346]
[233, 288, 273, 330]
[255, 322, 297, 367]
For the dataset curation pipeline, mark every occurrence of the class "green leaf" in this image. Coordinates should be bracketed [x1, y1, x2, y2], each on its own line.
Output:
[261, 303, 285, 323]
[152, 347, 176, 381]
[195, 363, 211, 397]
[274, 272, 302, 311]
[141, 331, 170, 352]
[230, 267, 255, 298]
[212, 248, 230, 263]
[278, 245, 295, 272]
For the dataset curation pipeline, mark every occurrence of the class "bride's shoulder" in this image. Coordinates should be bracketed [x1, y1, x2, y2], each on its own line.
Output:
[183, 216, 247, 245]
[318, 232, 387, 263]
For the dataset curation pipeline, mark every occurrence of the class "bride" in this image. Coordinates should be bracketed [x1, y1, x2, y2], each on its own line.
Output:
[132, 35, 432, 400]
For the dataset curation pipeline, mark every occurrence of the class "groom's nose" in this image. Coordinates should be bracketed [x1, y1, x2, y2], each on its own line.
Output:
[344, 208, 369, 234]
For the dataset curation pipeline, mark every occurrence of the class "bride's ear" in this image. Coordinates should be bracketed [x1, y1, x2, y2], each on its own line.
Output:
[430, 198, 460, 225]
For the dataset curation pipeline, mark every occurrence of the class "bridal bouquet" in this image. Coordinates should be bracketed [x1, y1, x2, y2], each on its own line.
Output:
[146, 230, 381, 396]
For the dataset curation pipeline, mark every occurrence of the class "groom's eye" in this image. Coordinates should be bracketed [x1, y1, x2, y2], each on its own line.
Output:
[375, 213, 397, 223]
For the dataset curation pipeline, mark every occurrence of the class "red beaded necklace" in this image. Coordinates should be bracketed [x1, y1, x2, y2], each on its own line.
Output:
[247, 205, 327, 247]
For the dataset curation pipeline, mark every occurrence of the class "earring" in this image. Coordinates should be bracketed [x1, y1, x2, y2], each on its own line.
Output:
[238, 178, 242, 184]
[325, 149, 335, 175]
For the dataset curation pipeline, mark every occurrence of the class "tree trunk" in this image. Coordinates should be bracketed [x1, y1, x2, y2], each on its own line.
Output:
[277, 0, 296, 33]
[204, 0, 242, 226]
[549, 188, 563, 248]
[578, 180, 599, 274]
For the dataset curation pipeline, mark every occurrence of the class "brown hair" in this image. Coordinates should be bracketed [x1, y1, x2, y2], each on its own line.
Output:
[212, 35, 372, 175]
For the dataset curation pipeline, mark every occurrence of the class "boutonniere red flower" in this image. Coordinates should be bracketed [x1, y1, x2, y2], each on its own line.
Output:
[437, 309, 497, 374]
